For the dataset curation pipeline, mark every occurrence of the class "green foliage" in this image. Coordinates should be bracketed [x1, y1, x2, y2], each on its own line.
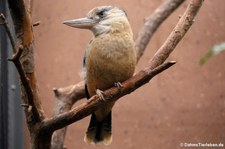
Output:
[200, 42, 225, 65]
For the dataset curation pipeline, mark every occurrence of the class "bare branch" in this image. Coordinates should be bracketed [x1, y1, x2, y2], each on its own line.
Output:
[7, 0, 46, 122]
[9, 47, 41, 123]
[53, 81, 85, 104]
[1, 9, 42, 123]
[44, 61, 176, 131]
[149, 0, 204, 69]
[135, 0, 185, 61]
[51, 82, 85, 149]
[8, 46, 23, 62]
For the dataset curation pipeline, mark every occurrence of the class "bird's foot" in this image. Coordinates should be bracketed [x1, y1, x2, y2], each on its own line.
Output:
[114, 82, 123, 89]
[96, 89, 105, 101]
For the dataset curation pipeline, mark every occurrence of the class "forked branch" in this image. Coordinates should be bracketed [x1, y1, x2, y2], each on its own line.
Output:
[0, 12, 43, 123]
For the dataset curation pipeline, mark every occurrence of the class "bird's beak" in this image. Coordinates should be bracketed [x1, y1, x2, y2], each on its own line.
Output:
[63, 17, 97, 29]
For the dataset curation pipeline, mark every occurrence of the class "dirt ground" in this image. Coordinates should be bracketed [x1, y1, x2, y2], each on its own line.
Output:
[31, 0, 225, 149]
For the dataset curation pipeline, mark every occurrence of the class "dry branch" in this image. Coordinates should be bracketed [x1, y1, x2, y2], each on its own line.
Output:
[149, 0, 203, 69]
[10, 47, 42, 122]
[44, 61, 176, 131]
[1, 12, 43, 125]
[51, 82, 84, 149]
[135, 0, 185, 61]
[7, 0, 46, 124]
[5, 0, 48, 148]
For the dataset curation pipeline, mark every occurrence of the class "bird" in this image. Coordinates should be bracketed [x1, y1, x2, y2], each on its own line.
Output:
[63, 6, 136, 145]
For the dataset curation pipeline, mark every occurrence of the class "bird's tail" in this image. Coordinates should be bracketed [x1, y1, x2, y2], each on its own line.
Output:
[84, 111, 112, 145]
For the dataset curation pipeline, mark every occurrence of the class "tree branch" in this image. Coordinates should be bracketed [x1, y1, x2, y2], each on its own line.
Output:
[51, 82, 84, 149]
[7, 0, 45, 123]
[1, 12, 42, 125]
[149, 0, 204, 69]
[44, 61, 175, 131]
[135, 0, 185, 61]
[9, 47, 42, 123]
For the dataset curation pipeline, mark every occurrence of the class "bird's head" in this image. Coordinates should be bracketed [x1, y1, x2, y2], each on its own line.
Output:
[63, 6, 132, 36]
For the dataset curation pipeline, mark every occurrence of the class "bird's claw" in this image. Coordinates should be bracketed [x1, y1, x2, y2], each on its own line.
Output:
[96, 89, 105, 101]
[114, 82, 123, 89]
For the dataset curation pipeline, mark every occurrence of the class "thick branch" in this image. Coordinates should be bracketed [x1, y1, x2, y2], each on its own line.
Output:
[135, 0, 185, 61]
[44, 61, 175, 131]
[1, 11, 43, 125]
[7, 0, 45, 123]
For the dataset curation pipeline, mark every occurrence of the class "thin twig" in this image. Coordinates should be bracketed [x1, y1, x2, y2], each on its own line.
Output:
[8, 46, 23, 62]
[0, 13, 17, 53]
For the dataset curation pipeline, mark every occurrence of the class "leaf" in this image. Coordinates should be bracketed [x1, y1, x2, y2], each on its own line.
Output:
[200, 42, 225, 65]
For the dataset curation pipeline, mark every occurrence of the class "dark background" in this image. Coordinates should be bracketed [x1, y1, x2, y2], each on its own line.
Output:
[0, 1, 24, 149]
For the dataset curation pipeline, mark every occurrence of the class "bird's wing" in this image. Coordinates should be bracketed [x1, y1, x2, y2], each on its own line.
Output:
[83, 40, 93, 99]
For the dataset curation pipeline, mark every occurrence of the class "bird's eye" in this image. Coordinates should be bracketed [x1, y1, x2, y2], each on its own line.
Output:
[97, 10, 105, 18]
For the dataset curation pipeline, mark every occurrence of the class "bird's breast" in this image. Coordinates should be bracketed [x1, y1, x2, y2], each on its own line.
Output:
[86, 33, 136, 96]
